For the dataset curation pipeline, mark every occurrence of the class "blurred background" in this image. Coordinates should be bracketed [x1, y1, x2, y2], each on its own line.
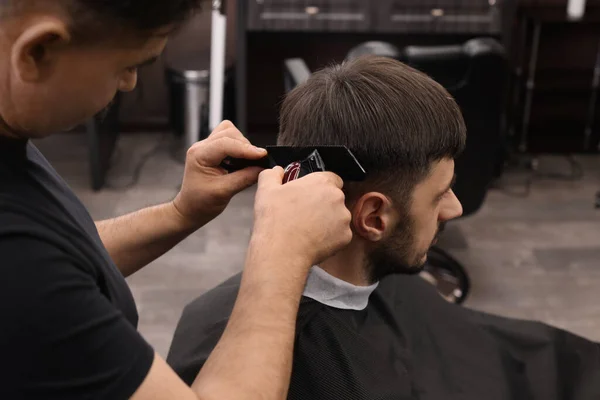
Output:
[35, 0, 600, 356]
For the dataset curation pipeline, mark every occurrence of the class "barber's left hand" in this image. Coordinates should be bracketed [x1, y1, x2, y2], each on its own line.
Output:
[172, 120, 267, 228]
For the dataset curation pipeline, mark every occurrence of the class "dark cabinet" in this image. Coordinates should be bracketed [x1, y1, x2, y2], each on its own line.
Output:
[246, 0, 504, 33]
[247, 0, 372, 32]
[375, 0, 503, 34]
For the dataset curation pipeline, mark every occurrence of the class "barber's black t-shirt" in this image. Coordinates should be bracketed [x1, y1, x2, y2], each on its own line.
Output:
[0, 137, 154, 399]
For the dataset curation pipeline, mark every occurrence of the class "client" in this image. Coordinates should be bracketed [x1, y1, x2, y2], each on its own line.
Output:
[168, 56, 600, 399]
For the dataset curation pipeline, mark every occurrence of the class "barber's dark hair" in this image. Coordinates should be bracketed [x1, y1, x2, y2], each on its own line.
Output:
[2, 0, 205, 37]
[278, 55, 467, 206]
[68, 0, 204, 33]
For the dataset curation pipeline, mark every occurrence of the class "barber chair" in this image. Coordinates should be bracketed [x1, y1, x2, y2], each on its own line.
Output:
[283, 38, 507, 304]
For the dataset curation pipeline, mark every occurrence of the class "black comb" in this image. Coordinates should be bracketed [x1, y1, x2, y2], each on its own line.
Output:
[220, 145, 366, 182]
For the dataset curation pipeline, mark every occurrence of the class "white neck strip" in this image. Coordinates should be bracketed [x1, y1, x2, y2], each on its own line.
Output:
[302, 266, 378, 311]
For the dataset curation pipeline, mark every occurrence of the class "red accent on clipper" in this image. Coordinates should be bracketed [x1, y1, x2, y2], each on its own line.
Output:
[283, 162, 302, 183]
[282, 150, 327, 184]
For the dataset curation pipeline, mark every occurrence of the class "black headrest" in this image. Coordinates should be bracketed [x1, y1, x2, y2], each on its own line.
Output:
[403, 37, 505, 64]
[462, 37, 506, 58]
[283, 58, 312, 92]
[403, 45, 465, 63]
[346, 41, 401, 61]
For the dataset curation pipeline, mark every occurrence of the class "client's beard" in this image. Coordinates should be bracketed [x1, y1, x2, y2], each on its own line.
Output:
[365, 219, 446, 284]
[97, 99, 116, 123]
[365, 212, 420, 284]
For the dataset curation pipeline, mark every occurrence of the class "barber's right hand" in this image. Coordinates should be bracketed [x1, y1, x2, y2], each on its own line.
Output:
[252, 167, 353, 268]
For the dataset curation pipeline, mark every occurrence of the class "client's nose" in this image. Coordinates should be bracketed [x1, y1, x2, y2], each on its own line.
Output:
[439, 190, 463, 222]
[119, 69, 138, 93]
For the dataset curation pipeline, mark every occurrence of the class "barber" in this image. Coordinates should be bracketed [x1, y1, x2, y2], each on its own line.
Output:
[0, 1, 352, 399]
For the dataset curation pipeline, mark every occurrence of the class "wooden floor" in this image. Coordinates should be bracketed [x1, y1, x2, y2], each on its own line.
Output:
[36, 132, 600, 357]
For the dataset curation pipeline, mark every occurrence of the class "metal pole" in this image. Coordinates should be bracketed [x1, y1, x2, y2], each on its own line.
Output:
[509, 14, 528, 141]
[520, 20, 541, 152]
[209, 0, 227, 131]
[584, 39, 600, 150]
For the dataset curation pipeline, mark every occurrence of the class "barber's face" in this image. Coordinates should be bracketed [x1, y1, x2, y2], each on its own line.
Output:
[367, 159, 462, 282]
[0, 13, 168, 138]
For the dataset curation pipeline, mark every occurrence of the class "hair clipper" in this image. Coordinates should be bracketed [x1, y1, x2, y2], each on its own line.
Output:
[282, 150, 326, 183]
[220, 145, 366, 182]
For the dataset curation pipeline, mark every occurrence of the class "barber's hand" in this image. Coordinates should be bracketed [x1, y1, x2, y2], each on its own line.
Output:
[172, 121, 267, 227]
[252, 168, 353, 267]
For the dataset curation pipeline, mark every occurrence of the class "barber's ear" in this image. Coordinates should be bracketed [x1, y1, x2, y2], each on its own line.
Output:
[12, 18, 71, 82]
[352, 192, 396, 242]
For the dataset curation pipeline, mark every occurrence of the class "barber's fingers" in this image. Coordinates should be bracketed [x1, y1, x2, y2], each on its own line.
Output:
[258, 166, 285, 189]
[208, 121, 251, 144]
[221, 167, 264, 194]
[258, 169, 344, 190]
[208, 127, 252, 145]
[210, 120, 236, 135]
[210, 129, 252, 145]
[190, 137, 267, 167]
[305, 172, 344, 189]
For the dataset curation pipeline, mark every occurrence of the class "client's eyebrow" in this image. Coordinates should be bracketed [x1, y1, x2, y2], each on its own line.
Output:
[436, 174, 457, 199]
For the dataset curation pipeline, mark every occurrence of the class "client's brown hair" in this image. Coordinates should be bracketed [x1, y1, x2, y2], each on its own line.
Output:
[278, 55, 467, 208]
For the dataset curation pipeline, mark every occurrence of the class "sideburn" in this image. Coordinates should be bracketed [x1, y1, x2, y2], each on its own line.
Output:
[365, 205, 423, 284]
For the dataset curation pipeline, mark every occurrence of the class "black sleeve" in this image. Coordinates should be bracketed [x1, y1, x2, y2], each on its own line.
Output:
[0, 236, 155, 399]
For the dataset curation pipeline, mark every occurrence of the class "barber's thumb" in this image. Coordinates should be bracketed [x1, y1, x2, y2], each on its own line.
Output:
[258, 166, 285, 189]
[223, 167, 263, 193]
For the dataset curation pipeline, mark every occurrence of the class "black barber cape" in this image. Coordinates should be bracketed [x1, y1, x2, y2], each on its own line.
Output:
[168, 268, 600, 400]
[0, 137, 154, 399]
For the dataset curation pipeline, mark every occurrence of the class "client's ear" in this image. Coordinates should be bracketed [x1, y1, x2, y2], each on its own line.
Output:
[352, 192, 396, 242]
[11, 18, 71, 82]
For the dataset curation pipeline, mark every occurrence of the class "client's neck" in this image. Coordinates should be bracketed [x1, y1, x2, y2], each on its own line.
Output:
[318, 239, 372, 287]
